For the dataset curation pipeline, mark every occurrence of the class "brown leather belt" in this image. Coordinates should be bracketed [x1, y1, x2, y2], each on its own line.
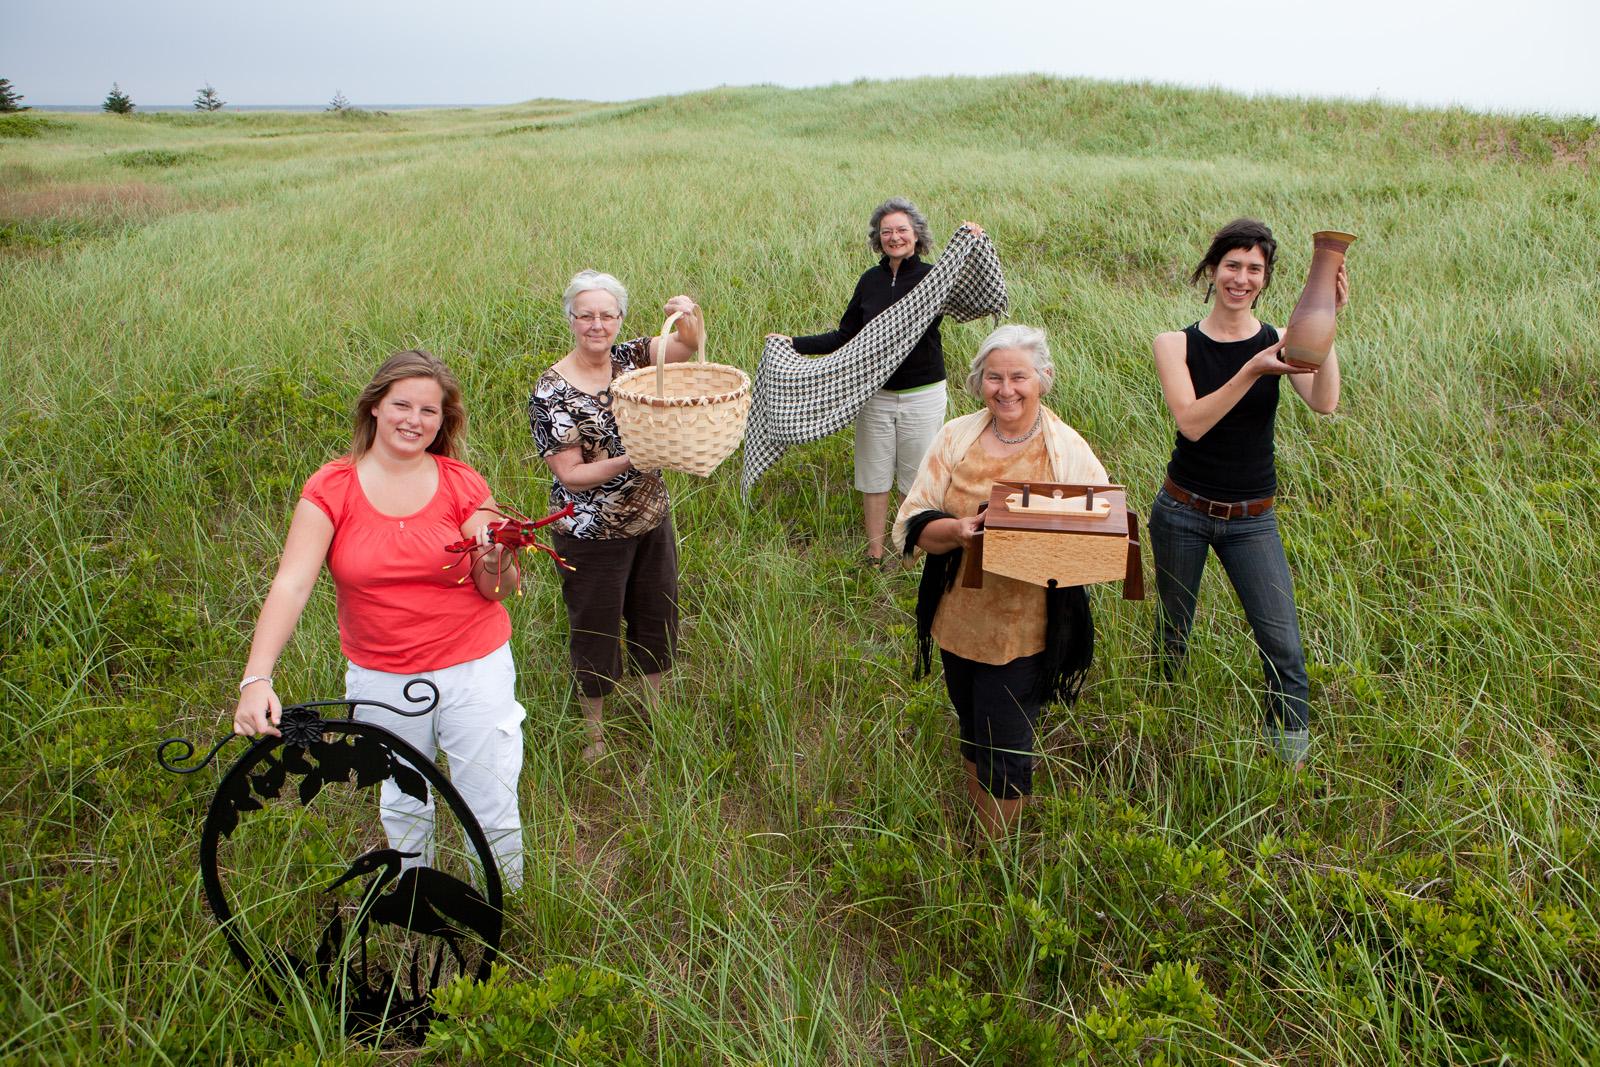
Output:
[1162, 477, 1274, 519]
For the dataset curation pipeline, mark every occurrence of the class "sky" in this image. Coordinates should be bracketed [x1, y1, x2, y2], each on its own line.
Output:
[3, 0, 1595, 117]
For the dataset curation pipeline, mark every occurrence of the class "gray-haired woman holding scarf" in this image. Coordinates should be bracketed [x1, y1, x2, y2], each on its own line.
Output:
[771, 197, 983, 566]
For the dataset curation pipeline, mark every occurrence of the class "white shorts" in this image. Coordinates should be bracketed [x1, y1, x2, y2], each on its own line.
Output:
[853, 381, 948, 494]
[347, 641, 526, 891]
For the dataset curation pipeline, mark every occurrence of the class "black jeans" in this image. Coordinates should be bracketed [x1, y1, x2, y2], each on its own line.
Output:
[940, 649, 1044, 799]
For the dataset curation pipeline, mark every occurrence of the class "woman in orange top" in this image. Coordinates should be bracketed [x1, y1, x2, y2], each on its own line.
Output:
[231, 349, 528, 888]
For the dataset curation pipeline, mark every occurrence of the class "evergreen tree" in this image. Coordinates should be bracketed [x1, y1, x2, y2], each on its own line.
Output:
[0, 79, 27, 112]
[193, 83, 224, 112]
[102, 83, 134, 114]
[326, 90, 351, 112]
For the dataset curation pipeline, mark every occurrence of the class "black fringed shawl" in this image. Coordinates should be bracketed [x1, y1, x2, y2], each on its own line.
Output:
[903, 509, 1094, 706]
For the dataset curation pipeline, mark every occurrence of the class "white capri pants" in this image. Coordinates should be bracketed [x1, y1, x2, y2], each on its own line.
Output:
[853, 381, 948, 494]
[348, 641, 526, 891]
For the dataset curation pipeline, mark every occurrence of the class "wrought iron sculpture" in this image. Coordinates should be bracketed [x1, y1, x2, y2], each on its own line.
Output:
[158, 680, 503, 1042]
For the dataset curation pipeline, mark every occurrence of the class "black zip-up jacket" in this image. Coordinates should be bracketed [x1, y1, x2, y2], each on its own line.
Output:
[792, 254, 945, 391]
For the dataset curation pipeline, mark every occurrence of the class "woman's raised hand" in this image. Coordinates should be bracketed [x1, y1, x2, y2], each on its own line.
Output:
[960, 220, 986, 238]
[655, 296, 705, 363]
[1334, 263, 1350, 312]
[664, 295, 700, 321]
[234, 679, 283, 738]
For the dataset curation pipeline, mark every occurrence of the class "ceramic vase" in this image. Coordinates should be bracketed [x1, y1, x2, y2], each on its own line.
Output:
[1282, 230, 1355, 369]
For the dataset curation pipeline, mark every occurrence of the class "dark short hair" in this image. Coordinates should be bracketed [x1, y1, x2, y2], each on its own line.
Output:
[1190, 218, 1278, 291]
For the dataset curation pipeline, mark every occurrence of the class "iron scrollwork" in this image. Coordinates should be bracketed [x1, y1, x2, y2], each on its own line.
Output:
[157, 679, 503, 1043]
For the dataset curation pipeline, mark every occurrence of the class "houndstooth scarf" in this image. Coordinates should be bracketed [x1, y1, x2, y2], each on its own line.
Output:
[740, 226, 1009, 495]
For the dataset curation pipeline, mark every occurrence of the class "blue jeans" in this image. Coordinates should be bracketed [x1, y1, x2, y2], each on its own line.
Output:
[1148, 488, 1310, 758]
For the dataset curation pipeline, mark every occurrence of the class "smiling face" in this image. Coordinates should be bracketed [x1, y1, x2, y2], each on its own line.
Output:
[568, 288, 624, 357]
[981, 347, 1043, 432]
[370, 376, 444, 457]
[1211, 243, 1269, 310]
[877, 211, 917, 263]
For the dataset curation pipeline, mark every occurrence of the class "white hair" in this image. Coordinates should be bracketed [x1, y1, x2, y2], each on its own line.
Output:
[965, 324, 1055, 398]
[562, 269, 628, 318]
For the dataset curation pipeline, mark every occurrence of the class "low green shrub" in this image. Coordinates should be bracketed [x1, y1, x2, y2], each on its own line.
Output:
[825, 830, 922, 916]
[1077, 959, 1220, 1062]
[111, 148, 200, 168]
[898, 970, 1059, 1066]
[424, 964, 648, 1065]
[0, 114, 61, 138]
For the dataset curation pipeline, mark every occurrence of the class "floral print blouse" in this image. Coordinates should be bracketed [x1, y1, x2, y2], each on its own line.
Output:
[528, 338, 669, 540]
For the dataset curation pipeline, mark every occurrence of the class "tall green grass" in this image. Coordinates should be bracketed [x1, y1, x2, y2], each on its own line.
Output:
[3, 75, 1598, 1063]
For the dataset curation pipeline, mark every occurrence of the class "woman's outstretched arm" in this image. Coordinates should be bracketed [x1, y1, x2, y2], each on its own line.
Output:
[233, 500, 335, 737]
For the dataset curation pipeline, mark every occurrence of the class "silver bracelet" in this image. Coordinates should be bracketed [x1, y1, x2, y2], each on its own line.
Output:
[239, 675, 273, 692]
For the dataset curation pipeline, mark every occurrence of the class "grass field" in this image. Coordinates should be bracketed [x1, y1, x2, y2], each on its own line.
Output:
[3, 76, 1599, 1064]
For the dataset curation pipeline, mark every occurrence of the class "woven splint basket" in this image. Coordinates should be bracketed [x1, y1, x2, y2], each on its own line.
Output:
[611, 311, 750, 477]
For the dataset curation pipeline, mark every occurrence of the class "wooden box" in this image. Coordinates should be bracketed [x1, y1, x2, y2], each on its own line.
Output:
[964, 481, 1143, 598]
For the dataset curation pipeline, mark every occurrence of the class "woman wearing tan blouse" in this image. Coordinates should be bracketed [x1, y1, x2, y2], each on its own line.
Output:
[892, 325, 1108, 838]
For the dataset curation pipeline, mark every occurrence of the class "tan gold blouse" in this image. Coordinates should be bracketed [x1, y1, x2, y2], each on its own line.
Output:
[931, 433, 1053, 665]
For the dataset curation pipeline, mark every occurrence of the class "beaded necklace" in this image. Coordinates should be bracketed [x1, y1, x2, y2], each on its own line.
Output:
[991, 410, 1042, 445]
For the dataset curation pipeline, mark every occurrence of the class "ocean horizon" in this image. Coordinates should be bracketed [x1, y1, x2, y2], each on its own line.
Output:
[30, 103, 495, 113]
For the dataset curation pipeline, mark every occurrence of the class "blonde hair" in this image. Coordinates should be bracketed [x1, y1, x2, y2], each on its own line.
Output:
[349, 349, 466, 462]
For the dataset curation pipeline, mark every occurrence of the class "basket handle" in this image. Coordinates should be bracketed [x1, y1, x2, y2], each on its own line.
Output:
[652, 308, 706, 396]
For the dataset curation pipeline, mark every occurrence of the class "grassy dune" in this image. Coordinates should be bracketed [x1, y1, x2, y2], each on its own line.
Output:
[3, 77, 1599, 1063]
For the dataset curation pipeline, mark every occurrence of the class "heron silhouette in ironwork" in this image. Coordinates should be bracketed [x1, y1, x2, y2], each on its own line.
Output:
[326, 847, 497, 983]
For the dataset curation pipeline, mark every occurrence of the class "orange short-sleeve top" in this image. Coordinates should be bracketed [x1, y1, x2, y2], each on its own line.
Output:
[301, 454, 511, 673]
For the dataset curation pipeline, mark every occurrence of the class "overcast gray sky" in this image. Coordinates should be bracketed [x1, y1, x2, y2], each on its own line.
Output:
[3, 0, 1595, 115]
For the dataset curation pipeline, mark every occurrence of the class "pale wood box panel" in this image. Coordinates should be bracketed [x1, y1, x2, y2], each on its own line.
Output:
[982, 482, 1130, 589]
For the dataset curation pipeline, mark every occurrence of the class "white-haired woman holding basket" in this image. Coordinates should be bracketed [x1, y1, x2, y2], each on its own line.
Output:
[527, 269, 704, 763]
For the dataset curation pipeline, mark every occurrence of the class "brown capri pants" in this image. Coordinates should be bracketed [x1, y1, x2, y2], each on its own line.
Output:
[550, 517, 679, 699]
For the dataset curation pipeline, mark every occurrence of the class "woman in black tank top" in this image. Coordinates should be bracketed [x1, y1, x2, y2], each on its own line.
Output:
[1148, 219, 1347, 766]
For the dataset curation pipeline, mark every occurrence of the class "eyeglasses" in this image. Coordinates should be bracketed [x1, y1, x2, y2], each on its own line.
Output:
[879, 227, 914, 238]
[571, 312, 621, 325]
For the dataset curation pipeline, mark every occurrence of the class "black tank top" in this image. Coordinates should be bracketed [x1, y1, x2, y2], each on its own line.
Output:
[1164, 322, 1280, 501]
